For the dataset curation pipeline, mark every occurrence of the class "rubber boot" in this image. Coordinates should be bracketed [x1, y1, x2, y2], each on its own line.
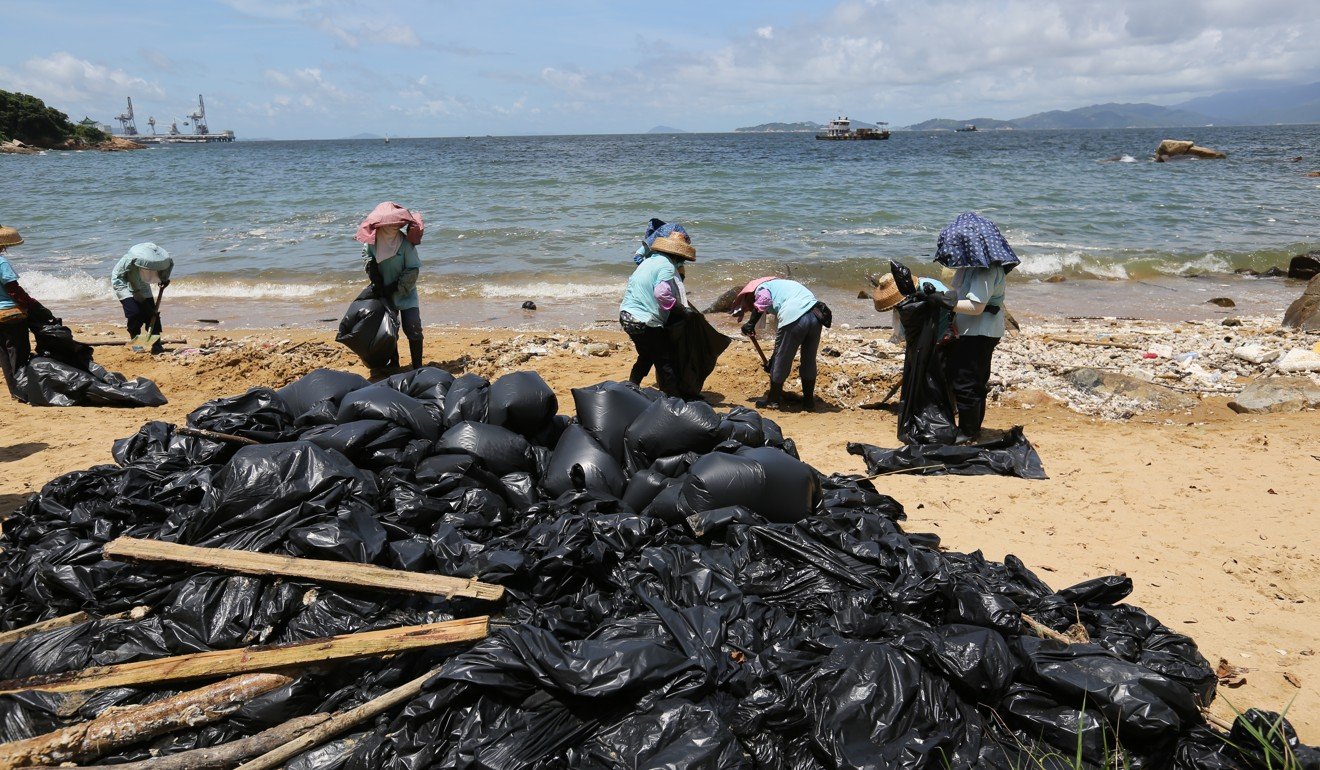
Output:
[755, 381, 785, 410]
[801, 379, 817, 412]
[955, 401, 985, 444]
[409, 339, 425, 370]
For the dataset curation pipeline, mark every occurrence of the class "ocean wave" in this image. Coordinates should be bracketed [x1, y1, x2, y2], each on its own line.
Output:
[468, 281, 621, 300]
[20, 270, 336, 301]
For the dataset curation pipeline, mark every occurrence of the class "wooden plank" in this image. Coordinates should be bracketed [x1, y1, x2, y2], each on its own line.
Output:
[0, 673, 292, 769]
[0, 606, 150, 648]
[236, 667, 441, 770]
[0, 617, 488, 695]
[174, 426, 261, 445]
[102, 537, 505, 602]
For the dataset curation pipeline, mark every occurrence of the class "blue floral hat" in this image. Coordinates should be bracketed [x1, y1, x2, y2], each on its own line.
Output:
[934, 212, 1020, 273]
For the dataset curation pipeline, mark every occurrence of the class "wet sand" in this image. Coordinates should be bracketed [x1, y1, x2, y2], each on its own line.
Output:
[1, 319, 1317, 739]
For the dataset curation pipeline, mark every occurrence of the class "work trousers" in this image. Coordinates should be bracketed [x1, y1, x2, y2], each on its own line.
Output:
[121, 297, 162, 338]
[768, 311, 822, 385]
[0, 318, 31, 399]
[621, 313, 678, 394]
[944, 334, 999, 435]
[397, 306, 423, 341]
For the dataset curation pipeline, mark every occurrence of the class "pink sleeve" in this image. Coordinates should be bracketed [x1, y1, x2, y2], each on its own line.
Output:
[753, 287, 773, 313]
[654, 280, 676, 311]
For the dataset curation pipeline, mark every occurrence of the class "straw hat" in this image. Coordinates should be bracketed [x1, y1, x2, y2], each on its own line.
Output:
[0, 226, 22, 248]
[872, 273, 904, 312]
[649, 233, 696, 261]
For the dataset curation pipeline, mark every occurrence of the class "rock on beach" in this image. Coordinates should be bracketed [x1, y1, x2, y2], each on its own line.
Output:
[1065, 368, 1198, 411]
[1282, 275, 1320, 331]
[1228, 376, 1320, 414]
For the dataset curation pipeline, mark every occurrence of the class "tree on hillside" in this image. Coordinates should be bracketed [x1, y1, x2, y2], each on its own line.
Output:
[0, 90, 106, 147]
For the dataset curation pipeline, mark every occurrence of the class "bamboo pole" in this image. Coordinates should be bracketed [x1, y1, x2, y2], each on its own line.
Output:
[1019, 613, 1074, 645]
[236, 667, 443, 770]
[102, 538, 505, 602]
[0, 617, 488, 695]
[72, 713, 330, 770]
[173, 426, 261, 445]
[0, 673, 291, 770]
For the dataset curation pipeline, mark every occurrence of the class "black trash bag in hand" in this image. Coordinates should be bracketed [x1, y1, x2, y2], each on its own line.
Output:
[896, 289, 958, 445]
[665, 307, 730, 399]
[336, 287, 399, 370]
[29, 321, 93, 371]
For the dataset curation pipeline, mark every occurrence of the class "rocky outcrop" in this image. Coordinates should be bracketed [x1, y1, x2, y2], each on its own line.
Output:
[1228, 376, 1320, 414]
[1282, 275, 1320, 331]
[1065, 368, 1198, 411]
[1155, 139, 1226, 161]
[0, 139, 40, 155]
[1289, 252, 1320, 280]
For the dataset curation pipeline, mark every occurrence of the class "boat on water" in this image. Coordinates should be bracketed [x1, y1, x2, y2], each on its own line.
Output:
[956, 124, 978, 132]
[815, 116, 890, 141]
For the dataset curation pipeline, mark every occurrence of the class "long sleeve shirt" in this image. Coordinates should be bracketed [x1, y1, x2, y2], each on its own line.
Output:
[950, 266, 1006, 337]
[620, 254, 679, 326]
[111, 250, 174, 301]
[362, 241, 421, 310]
[753, 279, 817, 326]
[0, 256, 19, 311]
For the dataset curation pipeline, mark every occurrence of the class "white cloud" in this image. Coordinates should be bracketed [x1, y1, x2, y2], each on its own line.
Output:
[0, 52, 164, 114]
[756, 26, 774, 40]
[219, 0, 420, 49]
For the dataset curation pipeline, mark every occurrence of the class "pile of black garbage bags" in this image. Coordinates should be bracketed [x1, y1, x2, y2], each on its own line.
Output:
[11, 321, 166, 407]
[0, 366, 1314, 769]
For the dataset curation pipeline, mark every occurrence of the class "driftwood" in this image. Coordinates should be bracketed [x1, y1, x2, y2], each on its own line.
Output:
[0, 673, 292, 769]
[102, 537, 505, 602]
[73, 713, 330, 770]
[236, 667, 443, 770]
[1044, 335, 1141, 351]
[0, 606, 151, 648]
[1019, 613, 1090, 645]
[86, 339, 186, 347]
[173, 426, 261, 445]
[0, 617, 489, 695]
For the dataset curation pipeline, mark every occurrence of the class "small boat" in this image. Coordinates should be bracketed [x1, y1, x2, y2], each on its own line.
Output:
[956, 124, 977, 132]
[384, 136, 390, 143]
[815, 116, 890, 140]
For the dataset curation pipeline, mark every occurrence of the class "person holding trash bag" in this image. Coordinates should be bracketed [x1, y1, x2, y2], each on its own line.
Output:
[111, 242, 173, 354]
[356, 202, 425, 372]
[932, 212, 1019, 442]
[1, 225, 56, 400]
[731, 277, 832, 411]
[619, 222, 695, 395]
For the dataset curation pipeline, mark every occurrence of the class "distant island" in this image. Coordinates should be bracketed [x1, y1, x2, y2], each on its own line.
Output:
[735, 121, 821, 133]
[647, 125, 686, 134]
[907, 103, 1217, 131]
[346, 132, 384, 140]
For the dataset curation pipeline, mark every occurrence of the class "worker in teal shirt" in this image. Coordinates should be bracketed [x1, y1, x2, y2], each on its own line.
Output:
[111, 242, 174, 352]
[362, 224, 422, 370]
[619, 222, 694, 394]
[1, 225, 56, 400]
[732, 277, 832, 411]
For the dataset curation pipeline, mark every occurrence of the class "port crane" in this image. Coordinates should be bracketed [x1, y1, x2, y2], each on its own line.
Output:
[114, 98, 138, 136]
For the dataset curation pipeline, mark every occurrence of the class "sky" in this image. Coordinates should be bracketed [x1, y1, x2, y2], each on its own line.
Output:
[2, 0, 1317, 139]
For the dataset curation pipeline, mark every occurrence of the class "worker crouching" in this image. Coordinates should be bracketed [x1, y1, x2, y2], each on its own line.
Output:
[619, 223, 696, 395]
[112, 243, 173, 354]
[732, 277, 832, 411]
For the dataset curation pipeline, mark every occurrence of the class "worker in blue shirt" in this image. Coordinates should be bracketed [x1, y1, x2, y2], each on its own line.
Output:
[1, 225, 55, 400]
[732, 277, 832, 411]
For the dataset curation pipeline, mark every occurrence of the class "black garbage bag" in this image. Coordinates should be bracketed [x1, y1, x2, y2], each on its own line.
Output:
[277, 368, 371, 421]
[623, 396, 722, 474]
[302, 419, 414, 467]
[15, 358, 167, 408]
[444, 373, 490, 427]
[336, 287, 399, 370]
[337, 386, 442, 441]
[489, 371, 558, 438]
[29, 321, 93, 370]
[848, 426, 1048, 479]
[896, 290, 958, 445]
[543, 425, 626, 498]
[187, 387, 295, 442]
[571, 381, 655, 461]
[677, 446, 821, 524]
[665, 308, 730, 399]
[584, 698, 753, 769]
[112, 421, 229, 471]
[436, 422, 536, 477]
[385, 366, 454, 402]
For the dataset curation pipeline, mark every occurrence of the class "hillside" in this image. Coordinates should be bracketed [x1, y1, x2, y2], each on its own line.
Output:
[0, 89, 112, 149]
[906, 103, 1214, 131]
[734, 121, 821, 133]
[647, 125, 687, 134]
[906, 117, 1014, 131]
[1176, 81, 1320, 125]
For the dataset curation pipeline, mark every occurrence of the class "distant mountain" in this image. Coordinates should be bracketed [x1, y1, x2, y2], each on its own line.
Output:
[905, 103, 1214, 131]
[647, 125, 687, 134]
[1175, 81, 1320, 125]
[735, 121, 822, 133]
[346, 132, 383, 140]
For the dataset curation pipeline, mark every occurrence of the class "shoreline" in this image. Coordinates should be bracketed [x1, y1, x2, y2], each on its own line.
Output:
[1, 321, 1317, 740]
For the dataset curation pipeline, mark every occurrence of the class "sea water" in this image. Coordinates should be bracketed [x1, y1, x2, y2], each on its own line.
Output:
[3, 126, 1316, 328]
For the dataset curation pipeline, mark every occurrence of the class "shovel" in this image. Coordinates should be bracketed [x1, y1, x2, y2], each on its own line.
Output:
[746, 333, 770, 373]
[129, 284, 166, 352]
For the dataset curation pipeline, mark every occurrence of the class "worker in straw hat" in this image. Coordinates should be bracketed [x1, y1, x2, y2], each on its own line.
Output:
[619, 222, 695, 395]
[731, 276, 832, 411]
[871, 269, 949, 344]
[0, 225, 56, 400]
[112, 243, 174, 354]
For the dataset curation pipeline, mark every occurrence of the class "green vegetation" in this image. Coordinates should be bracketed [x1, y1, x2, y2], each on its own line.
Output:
[734, 121, 822, 132]
[0, 90, 108, 148]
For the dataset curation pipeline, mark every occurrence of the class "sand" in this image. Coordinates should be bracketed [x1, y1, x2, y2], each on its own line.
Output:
[1, 320, 1317, 740]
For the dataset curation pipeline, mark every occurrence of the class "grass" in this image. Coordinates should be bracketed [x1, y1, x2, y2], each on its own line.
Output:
[1216, 695, 1304, 770]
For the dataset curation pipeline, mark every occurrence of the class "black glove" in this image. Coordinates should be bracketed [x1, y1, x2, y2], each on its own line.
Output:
[383, 281, 399, 298]
[741, 310, 763, 337]
[159, 278, 171, 289]
[26, 302, 57, 325]
[366, 260, 385, 290]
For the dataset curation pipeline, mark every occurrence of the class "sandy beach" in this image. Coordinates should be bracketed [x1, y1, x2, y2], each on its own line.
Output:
[2, 314, 1317, 740]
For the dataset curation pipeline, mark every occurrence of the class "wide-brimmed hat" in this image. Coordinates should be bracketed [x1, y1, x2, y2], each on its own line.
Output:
[872, 273, 905, 312]
[646, 222, 696, 261]
[0, 226, 22, 247]
[730, 276, 776, 316]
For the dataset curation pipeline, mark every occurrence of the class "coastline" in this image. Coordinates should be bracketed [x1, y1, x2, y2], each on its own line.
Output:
[1, 319, 1317, 740]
